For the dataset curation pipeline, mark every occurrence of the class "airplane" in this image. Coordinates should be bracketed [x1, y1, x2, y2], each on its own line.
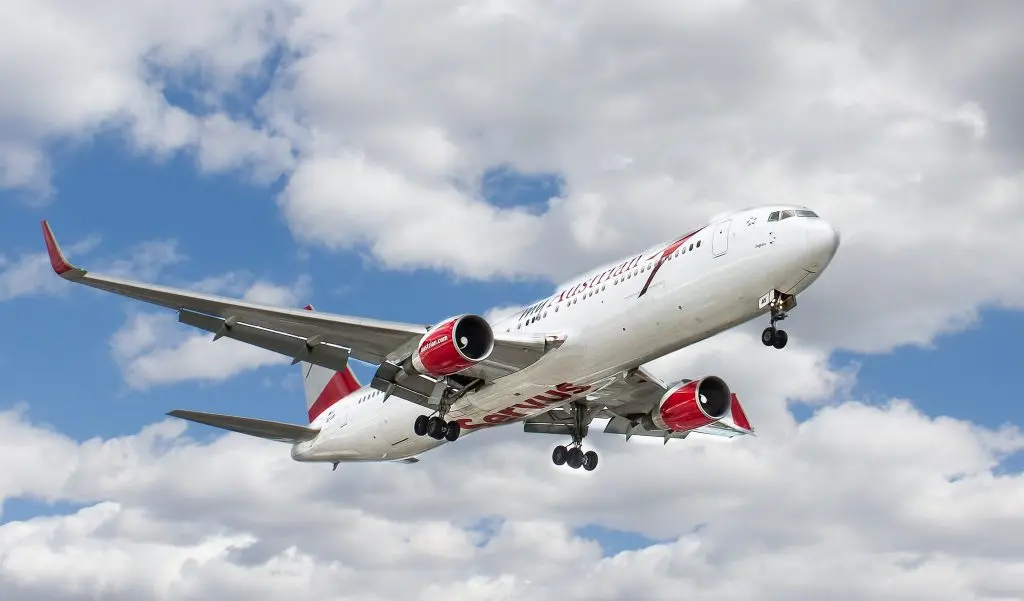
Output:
[40, 205, 839, 471]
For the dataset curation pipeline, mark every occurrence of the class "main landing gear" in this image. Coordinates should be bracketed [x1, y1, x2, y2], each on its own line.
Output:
[761, 291, 792, 350]
[414, 413, 461, 442]
[411, 377, 484, 443]
[551, 401, 599, 471]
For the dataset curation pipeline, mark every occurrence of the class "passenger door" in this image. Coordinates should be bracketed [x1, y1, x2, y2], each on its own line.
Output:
[712, 220, 731, 257]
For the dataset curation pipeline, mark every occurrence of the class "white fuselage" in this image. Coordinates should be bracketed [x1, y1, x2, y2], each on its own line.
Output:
[291, 205, 840, 463]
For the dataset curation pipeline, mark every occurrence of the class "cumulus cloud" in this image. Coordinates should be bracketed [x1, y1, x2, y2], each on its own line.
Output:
[2, 0, 1022, 352]
[4, 330, 1024, 600]
[0, 0, 295, 196]
[4, 1, 1024, 599]
[109, 273, 312, 389]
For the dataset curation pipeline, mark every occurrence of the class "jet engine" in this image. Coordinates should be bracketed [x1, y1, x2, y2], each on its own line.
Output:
[410, 314, 495, 377]
[640, 376, 732, 433]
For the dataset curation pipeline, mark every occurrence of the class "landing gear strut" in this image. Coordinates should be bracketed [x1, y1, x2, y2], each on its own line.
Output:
[413, 384, 468, 442]
[761, 291, 792, 350]
[551, 401, 599, 471]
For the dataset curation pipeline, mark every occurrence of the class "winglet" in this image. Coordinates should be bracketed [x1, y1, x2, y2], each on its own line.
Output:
[40, 221, 86, 280]
[730, 393, 756, 436]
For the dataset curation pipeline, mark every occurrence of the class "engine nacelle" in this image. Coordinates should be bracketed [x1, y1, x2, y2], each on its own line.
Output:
[410, 314, 494, 377]
[641, 376, 732, 433]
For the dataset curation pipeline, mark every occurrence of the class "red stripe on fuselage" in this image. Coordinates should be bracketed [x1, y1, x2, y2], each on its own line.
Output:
[638, 226, 706, 298]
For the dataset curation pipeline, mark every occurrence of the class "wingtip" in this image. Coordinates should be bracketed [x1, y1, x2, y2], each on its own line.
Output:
[40, 220, 83, 279]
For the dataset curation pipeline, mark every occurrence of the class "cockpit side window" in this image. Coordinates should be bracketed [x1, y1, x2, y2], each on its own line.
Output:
[795, 209, 819, 218]
[767, 211, 780, 222]
[779, 210, 795, 220]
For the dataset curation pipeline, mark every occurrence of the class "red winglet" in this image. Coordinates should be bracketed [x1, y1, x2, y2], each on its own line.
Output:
[730, 393, 752, 432]
[40, 220, 77, 276]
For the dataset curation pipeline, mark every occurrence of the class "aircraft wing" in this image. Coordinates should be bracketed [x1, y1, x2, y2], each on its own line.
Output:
[523, 366, 755, 442]
[168, 410, 319, 443]
[41, 222, 559, 396]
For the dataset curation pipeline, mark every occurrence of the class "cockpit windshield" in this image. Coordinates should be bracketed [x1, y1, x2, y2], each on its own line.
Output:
[768, 209, 818, 222]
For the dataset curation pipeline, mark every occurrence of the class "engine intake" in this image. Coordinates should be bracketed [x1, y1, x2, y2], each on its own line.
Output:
[641, 376, 732, 433]
[410, 314, 494, 376]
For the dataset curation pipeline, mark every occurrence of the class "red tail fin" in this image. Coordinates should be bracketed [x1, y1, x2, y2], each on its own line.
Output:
[729, 393, 752, 432]
[299, 305, 362, 423]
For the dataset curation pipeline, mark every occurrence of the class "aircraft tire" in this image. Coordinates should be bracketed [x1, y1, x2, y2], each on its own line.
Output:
[426, 416, 445, 439]
[552, 445, 568, 466]
[444, 420, 461, 442]
[566, 447, 584, 469]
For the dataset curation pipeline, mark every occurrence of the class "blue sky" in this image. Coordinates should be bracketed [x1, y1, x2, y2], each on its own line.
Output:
[2, 134, 1021, 546]
[2, 3, 1023, 598]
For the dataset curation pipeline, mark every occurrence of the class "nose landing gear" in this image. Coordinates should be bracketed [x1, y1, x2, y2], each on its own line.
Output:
[759, 290, 796, 350]
[551, 401, 599, 471]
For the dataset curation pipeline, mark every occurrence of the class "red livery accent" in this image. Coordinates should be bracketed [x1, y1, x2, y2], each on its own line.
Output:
[307, 369, 361, 422]
[645, 376, 731, 433]
[638, 226, 707, 298]
[456, 382, 593, 431]
[301, 303, 363, 422]
[41, 221, 75, 275]
[730, 393, 752, 431]
[411, 315, 494, 376]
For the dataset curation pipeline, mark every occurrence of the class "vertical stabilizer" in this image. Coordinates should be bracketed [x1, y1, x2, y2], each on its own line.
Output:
[299, 305, 362, 423]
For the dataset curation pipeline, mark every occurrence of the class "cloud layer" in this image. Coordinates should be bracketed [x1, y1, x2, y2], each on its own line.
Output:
[2, 1, 1024, 599]
[4, 1, 1023, 354]
[3, 330, 1024, 600]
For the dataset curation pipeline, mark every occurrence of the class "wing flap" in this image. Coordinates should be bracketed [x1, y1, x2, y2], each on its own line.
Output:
[178, 309, 357, 370]
[168, 410, 319, 443]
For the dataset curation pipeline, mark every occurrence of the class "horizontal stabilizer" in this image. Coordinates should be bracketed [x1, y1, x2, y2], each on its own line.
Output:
[168, 410, 320, 443]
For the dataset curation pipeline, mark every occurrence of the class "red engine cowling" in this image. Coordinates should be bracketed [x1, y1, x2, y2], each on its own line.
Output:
[410, 314, 494, 376]
[641, 376, 732, 433]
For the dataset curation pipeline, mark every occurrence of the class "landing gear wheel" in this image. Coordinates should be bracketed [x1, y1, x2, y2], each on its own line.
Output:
[566, 447, 585, 469]
[444, 420, 461, 442]
[763, 291, 795, 350]
[426, 416, 446, 439]
[583, 451, 599, 472]
[414, 415, 429, 436]
[552, 445, 568, 466]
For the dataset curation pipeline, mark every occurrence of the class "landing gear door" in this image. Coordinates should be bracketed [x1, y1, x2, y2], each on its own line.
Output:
[712, 220, 731, 257]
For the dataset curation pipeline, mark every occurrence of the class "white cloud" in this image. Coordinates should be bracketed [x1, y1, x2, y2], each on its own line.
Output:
[0, 0, 295, 197]
[5, 3, 1024, 595]
[2, 0, 1022, 353]
[260, 0, 1024, 354]
[109, 273, 312, 389]
[4, 330, 1024, 600]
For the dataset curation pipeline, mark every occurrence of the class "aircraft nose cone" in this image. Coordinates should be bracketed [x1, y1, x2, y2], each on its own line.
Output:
[804, 219, 840, 272]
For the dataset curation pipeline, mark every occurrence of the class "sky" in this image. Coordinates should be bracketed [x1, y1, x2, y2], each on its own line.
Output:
[1, 1, 1024, 599]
